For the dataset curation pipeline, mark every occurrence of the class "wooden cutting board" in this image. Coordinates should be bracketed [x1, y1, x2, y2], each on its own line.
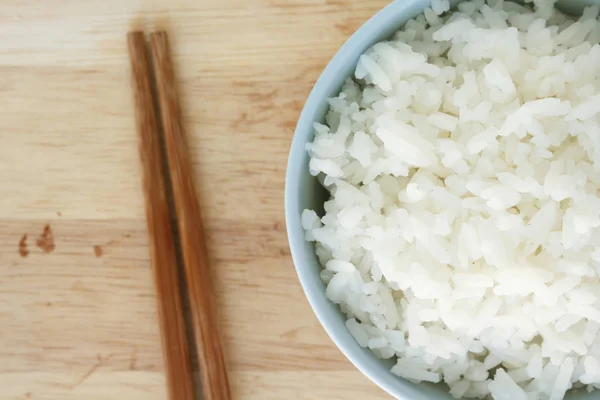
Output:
[0, 0, 392, 399]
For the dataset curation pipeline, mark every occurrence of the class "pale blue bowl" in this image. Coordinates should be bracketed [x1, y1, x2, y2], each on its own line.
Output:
[285, 0, 600, 398]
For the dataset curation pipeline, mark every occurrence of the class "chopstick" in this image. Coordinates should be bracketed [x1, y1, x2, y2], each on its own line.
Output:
[128, 30, 231, 400]
[127, 32, 195, 400]
[149, 31, 232, 400]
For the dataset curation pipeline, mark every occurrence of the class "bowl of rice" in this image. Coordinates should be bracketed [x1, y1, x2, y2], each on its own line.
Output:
[285, 0, 600, 398]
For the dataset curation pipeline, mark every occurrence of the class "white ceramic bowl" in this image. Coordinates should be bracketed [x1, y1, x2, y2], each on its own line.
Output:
[285, 1, 599, 398]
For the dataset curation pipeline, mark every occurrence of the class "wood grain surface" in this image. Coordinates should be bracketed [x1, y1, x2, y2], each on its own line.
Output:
[0, 0, 391, 399]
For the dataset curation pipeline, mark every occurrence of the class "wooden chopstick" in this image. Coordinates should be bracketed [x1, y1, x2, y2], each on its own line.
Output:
[127, 32, 195, 400]
[149, 32, 232, 400]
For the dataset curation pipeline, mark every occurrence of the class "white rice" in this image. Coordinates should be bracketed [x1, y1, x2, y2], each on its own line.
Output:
[302, 0, 600, 398]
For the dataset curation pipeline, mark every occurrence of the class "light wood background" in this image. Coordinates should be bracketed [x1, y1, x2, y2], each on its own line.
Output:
[0, 0, 392, 399]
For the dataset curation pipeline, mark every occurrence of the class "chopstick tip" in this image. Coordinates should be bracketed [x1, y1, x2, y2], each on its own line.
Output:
[127, 31, 146, 47]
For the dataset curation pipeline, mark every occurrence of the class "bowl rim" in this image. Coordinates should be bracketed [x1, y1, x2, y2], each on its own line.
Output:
[284, 1, 433, 398]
